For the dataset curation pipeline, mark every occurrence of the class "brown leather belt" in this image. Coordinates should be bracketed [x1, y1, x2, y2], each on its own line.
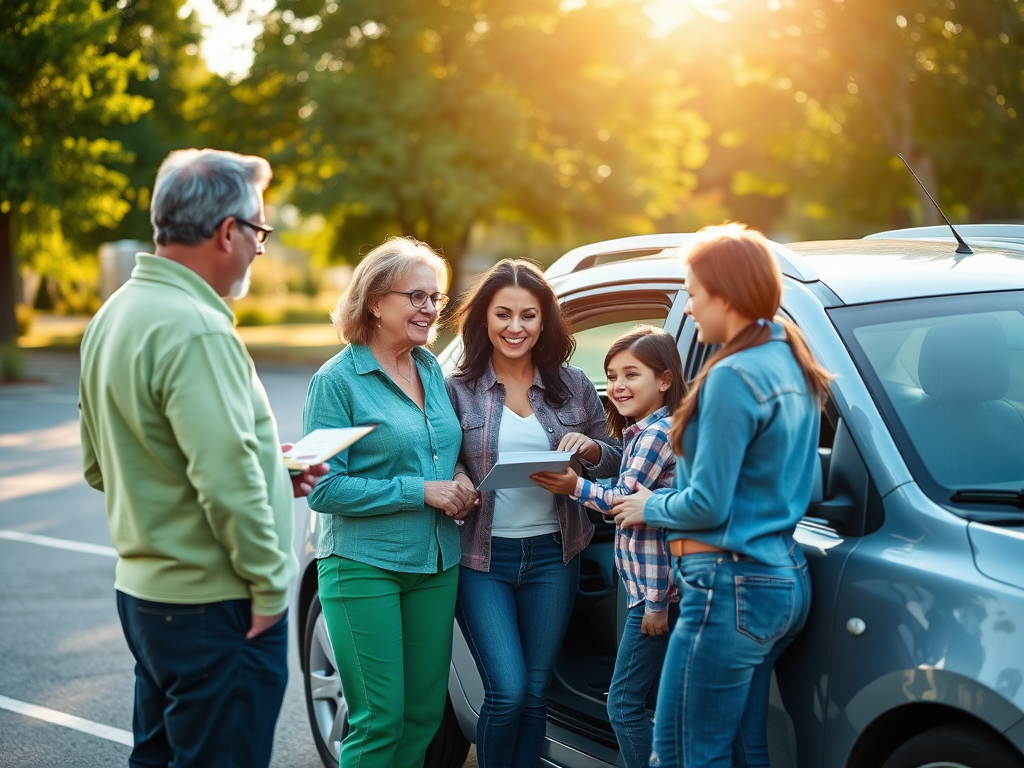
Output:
[668, 539, 727, 558]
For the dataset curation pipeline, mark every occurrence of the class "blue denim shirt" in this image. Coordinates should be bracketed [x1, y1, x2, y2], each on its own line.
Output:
[644, 323, 821, 566]
[304, 344, 463, 573]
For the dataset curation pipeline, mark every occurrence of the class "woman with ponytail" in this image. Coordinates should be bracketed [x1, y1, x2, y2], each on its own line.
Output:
[611, 224, 832, 768]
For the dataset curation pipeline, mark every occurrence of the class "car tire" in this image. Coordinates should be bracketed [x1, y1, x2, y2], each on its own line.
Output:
[303, 596, 346, 768]
[303, 595, 472, 768]
[880, 723, 1024, 768]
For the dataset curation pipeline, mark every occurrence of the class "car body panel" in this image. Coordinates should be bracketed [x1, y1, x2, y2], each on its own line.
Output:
[787, 240, 1024, 305]
[969, 523, 1024, 592]
[821, 482, 1024, 766]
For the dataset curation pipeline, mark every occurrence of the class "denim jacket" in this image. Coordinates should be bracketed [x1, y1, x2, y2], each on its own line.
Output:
[644, 323, 822, 567]
[445, 362, 622, 571]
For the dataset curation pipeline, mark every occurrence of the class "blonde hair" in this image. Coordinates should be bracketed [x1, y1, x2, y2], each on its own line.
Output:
[669, 223, 833, 453]
[332, 237, 449, 345]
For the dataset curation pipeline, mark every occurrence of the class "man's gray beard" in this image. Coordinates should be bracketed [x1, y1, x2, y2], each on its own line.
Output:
[229, 267, 251, 300]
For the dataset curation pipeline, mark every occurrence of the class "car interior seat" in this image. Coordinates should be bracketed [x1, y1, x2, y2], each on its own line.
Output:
[899, 317, 1024, 489]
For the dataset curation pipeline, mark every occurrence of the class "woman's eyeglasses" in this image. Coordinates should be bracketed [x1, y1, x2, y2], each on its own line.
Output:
[390, 290, 450, 310]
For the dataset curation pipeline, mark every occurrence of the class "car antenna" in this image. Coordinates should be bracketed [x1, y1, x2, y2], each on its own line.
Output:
[897, 153, 973, 255]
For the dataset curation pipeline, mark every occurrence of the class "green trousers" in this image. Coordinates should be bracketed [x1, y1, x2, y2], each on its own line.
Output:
[317, 555, 459, 768]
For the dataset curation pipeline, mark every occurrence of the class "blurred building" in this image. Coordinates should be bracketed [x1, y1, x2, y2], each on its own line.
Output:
[99, 240, 148, 300]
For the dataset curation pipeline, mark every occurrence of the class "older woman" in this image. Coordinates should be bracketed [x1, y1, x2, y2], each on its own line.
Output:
[445, 259, 621, 768]
[303, 237, 476, 768]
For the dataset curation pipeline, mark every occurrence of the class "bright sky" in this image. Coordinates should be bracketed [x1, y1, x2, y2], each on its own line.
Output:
[180, 0, 274, 80]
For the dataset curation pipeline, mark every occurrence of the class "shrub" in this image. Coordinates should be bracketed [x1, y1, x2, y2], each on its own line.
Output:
[235, 304, 280, 327]
[0, 343, 27, 382]
[15, 305, 33, 337]
[280, 306, 332, 324]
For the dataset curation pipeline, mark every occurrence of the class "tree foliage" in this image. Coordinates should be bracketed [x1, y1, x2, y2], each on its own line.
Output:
[7, 0, 1024, 335]
[215, 0, 708, 285]
[666, 0, 1024, 235]
[0, 0, 152, 341]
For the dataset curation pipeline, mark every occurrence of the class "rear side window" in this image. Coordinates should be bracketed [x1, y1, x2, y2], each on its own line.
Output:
[562, 289, 680, 390]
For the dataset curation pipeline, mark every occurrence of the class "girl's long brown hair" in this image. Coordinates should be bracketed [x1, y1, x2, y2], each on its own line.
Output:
[668, 224, 833, 454]
[603, 325, 686, 438]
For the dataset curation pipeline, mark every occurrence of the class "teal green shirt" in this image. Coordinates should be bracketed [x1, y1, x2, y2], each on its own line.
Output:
[303, 343, 463, 572]
[79, 254, 297, 615]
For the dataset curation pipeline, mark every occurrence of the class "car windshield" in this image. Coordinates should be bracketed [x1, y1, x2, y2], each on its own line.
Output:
[831, 291, 1024, 512]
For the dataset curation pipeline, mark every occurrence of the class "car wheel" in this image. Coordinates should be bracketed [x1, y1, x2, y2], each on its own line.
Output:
[881, 723, 1024, 768]
[424, 695, 471, 768]
[303, 596, 346, 768]
[303, 595, 471, 768]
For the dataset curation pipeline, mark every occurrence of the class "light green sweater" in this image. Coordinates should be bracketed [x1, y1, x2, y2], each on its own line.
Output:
[79, 254, 297, 615]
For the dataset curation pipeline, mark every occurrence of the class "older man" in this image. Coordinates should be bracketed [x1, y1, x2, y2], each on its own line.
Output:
[78, 148, 323, 768]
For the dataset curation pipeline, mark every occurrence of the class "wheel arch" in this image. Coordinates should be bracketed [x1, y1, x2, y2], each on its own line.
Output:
[297, 562, 320, 671]
[841, 667, 1024, 768]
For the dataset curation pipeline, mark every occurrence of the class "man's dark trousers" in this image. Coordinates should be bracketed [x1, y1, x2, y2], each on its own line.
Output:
[116, 592, 288, 768]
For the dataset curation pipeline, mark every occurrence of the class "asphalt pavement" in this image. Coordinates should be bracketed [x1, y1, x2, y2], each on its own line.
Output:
[0, 350, 325, 767]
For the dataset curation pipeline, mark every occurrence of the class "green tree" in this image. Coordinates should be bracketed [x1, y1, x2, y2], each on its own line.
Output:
[96, 0, 213, 244]
[664, 0, 1024, 236]
[0, 0, 151, 342]
[215, 0, 707, 288]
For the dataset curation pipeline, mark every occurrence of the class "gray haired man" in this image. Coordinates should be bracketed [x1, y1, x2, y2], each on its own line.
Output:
[79, 149, 325, 767]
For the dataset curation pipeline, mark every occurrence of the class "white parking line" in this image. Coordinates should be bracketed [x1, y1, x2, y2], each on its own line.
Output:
[0, 694, 133, 746]
[0, 530, 117, 558]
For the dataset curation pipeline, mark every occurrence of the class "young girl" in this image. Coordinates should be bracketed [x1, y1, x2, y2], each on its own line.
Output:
[532, 325, 685, 768]
[612, 224, 831, 768]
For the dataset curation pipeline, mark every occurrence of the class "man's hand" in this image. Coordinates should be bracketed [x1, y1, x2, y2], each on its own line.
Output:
[531, 467, 579, 496]
[247, 610, 285, 639]
[611, 483, 653, 528]
[558, 432, 601, 464]
[640, 609, 669, 636]
[281, 443, 329, 498]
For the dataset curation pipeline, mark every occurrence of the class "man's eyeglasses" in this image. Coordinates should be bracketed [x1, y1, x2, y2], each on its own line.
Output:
[390, 290, 450, 310]
[231, 217, 274, 244]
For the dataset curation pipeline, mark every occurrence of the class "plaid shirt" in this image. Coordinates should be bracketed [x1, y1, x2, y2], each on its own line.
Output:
[573, 406, 678, 612]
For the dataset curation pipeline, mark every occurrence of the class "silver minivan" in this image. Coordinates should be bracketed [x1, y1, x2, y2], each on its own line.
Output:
[292, 224, 1024, 768]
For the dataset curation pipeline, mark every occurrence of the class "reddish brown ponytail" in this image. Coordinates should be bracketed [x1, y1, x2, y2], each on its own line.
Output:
[668, 225, 833, 454]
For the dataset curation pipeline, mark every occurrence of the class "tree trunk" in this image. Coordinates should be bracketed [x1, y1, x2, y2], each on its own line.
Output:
[906, 150, 940, 226]
[0, 210, 18, 345]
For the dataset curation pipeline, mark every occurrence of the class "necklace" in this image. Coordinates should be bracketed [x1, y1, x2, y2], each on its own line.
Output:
[386, 357, 415, 385]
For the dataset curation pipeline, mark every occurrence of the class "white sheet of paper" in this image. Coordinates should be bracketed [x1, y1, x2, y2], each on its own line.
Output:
[476, 450, 574, 491]
[283, 425, 376, 469]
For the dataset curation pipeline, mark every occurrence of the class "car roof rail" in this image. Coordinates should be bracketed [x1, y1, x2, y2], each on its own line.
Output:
[545, 233, 819, 283]
[865, 224, 1024, 244]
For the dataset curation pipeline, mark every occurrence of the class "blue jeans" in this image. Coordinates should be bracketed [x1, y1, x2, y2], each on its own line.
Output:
[608, 603, 673, 768]
[651, 549, 811, 768]
[116, 592, 288, 768]
[456, 534, 580, 768]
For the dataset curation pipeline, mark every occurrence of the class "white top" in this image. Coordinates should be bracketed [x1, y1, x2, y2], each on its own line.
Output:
[492, 407, 560, 538]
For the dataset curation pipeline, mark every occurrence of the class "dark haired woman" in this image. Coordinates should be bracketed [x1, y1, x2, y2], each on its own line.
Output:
[612, 224, 832, 768]
[445, 259, 621, 768]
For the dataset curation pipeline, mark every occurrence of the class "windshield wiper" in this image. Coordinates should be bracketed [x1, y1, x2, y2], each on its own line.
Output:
[951, 489, 1024, 508]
